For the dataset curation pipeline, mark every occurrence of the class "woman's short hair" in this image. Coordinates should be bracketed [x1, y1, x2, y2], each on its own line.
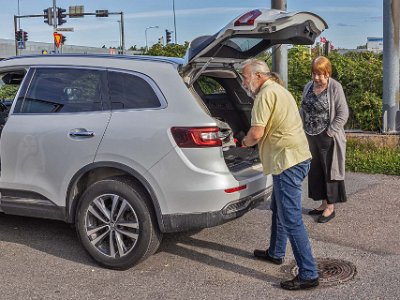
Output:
[311, 56, 332, 76]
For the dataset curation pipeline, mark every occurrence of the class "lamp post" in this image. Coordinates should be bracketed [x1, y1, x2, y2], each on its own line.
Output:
[145, 25, 159, 52]
[17, 0, 21, 29]
[172, 0, 177, 43]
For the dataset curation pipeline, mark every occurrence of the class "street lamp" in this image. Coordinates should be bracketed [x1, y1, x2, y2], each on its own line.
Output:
[172, 0, 177, 43]
[145, 26, 159, 52]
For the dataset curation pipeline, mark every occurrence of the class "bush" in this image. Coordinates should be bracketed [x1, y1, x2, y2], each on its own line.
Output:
[0, 84, 19, 100]
[347, 91, 382, 131]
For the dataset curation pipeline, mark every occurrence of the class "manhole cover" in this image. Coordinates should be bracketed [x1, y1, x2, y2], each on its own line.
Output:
[282, 258, 357, 286]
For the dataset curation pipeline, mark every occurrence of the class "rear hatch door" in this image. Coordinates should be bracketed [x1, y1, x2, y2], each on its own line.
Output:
[183, 9, 328, 66]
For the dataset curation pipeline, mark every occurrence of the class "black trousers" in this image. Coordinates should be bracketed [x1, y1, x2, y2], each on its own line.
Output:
[306, 131, 347, 204]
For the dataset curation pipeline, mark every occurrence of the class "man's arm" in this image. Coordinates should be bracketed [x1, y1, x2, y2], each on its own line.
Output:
[242, 126, 265, 147]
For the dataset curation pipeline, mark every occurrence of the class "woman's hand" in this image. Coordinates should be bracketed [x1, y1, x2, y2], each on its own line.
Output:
[326, 129, 335, 137]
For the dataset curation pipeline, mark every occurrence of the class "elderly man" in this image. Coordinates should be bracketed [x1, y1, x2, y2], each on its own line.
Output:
[241, 59, 319, 290]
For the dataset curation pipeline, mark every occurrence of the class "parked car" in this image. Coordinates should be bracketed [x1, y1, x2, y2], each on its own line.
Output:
[0, 9, 327, 269]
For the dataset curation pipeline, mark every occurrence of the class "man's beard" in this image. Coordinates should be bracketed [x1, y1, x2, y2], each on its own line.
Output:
[243, 75, 259, 98]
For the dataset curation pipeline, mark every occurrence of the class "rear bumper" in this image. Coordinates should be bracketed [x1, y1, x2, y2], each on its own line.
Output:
[161, 186, 272, 233]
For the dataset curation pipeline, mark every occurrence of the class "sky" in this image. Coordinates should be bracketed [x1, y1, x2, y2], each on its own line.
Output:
[0, 0, 383, 50]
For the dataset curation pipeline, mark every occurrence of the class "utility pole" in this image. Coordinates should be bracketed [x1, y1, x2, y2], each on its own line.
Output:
[382, 0, 400, 133]
[271, 0, 288, 88]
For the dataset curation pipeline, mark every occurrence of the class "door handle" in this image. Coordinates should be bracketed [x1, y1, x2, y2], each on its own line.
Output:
[69, 128, 95, 138]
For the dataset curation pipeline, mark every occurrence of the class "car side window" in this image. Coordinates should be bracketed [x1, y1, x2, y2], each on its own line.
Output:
[108, 71, 161, 109]
[15, 68, 104, 114]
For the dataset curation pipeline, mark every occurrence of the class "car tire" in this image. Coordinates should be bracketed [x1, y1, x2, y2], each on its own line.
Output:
[75, 176, 162, 270]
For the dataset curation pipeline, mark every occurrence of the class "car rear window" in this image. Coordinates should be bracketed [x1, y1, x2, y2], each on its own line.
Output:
[108, 71, 161, 110]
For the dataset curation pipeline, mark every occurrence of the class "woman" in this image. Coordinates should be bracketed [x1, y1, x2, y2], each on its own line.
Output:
[300, 56, 349, 223]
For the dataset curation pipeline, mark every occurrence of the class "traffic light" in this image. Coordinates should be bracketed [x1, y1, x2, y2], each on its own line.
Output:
[22, 31, 28, 42]
[57, 7, 67, 26]
[61, 35, 66, 45]
[15, 30, 22, 41]
[165, 30, 172, 44]
[43, 8, 53, 26]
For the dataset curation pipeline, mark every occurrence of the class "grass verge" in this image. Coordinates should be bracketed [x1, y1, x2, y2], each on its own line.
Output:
[346, 139, 400, 175]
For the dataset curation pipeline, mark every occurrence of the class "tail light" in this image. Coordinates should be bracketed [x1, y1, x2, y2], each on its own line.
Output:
[225, 185, 247, 193]
[234, 9, 262, 26]
[171, 127, 222, 148]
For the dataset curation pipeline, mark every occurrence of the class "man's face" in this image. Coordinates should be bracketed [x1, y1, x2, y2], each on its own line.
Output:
[241, 65, 260, 97]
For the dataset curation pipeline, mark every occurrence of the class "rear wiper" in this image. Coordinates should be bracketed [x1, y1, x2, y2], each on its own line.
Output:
[188, 57, 213, 87]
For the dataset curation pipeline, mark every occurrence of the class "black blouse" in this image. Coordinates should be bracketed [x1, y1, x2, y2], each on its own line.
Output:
[302, 84, 330, 135]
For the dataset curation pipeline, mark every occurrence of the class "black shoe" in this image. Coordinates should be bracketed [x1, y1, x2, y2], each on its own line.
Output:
[280, 275, 319, 290]
[253, 249, 284, 265]
[317, 211, 336, 223]
[308, 209, 324, 215]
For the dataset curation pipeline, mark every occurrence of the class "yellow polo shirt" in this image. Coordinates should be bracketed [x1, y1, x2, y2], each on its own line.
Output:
[251, 80, 311, 175]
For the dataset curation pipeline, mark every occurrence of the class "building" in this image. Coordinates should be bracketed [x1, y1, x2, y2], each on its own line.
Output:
[366, 37, 383, 53]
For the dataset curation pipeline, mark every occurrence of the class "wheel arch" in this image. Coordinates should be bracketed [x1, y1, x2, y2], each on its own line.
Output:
[66, 162, 165, 231]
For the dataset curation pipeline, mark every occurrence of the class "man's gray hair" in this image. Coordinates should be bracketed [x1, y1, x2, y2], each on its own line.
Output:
[241, 58, 270, 75]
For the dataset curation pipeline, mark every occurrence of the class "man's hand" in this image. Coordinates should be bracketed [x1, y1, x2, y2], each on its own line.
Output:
[242, 126, 265, 147]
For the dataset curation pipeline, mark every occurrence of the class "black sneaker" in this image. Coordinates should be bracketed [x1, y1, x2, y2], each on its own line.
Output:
[253, 249, 284, 265]
[280, 275, 319, 290]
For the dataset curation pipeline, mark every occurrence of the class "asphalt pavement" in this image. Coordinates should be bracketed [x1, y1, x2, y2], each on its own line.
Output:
[0, 172, 399, 300]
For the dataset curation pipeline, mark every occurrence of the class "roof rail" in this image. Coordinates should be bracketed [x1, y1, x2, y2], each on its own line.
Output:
[2, 53, 184, 66]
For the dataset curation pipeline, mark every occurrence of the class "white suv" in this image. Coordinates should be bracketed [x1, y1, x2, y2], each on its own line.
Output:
[0, 9, 326, 269]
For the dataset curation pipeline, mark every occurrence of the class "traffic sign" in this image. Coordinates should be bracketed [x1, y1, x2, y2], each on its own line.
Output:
[55, 27, 74, 32]
[17, 41, 25, 49]
[53, 32, 63, 48]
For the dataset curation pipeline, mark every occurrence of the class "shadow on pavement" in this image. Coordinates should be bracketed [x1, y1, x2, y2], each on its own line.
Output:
[0, 213, 97, 267]
[160, 232, 282, 284]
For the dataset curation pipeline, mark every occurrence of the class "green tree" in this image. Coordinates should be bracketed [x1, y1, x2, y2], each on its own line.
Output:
[146, 42, 189, 58]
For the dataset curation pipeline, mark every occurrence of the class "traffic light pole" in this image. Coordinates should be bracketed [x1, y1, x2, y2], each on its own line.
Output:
[13, 9, 125, 55]
[120, 12, 125, 54]
[14, 15, 18, 56]
[14, 13, 43, 56]
[53, 0, 58, 53]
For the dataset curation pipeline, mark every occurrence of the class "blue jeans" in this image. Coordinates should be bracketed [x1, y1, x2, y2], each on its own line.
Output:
[268, 159, 318, 280]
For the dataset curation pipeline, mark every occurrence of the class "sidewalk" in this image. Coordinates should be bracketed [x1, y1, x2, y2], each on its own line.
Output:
[265, 172, 400, 299]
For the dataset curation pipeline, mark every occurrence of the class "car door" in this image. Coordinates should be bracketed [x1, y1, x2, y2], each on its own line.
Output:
[0, 66, 111, 207]
[183, 9, 328, 67]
